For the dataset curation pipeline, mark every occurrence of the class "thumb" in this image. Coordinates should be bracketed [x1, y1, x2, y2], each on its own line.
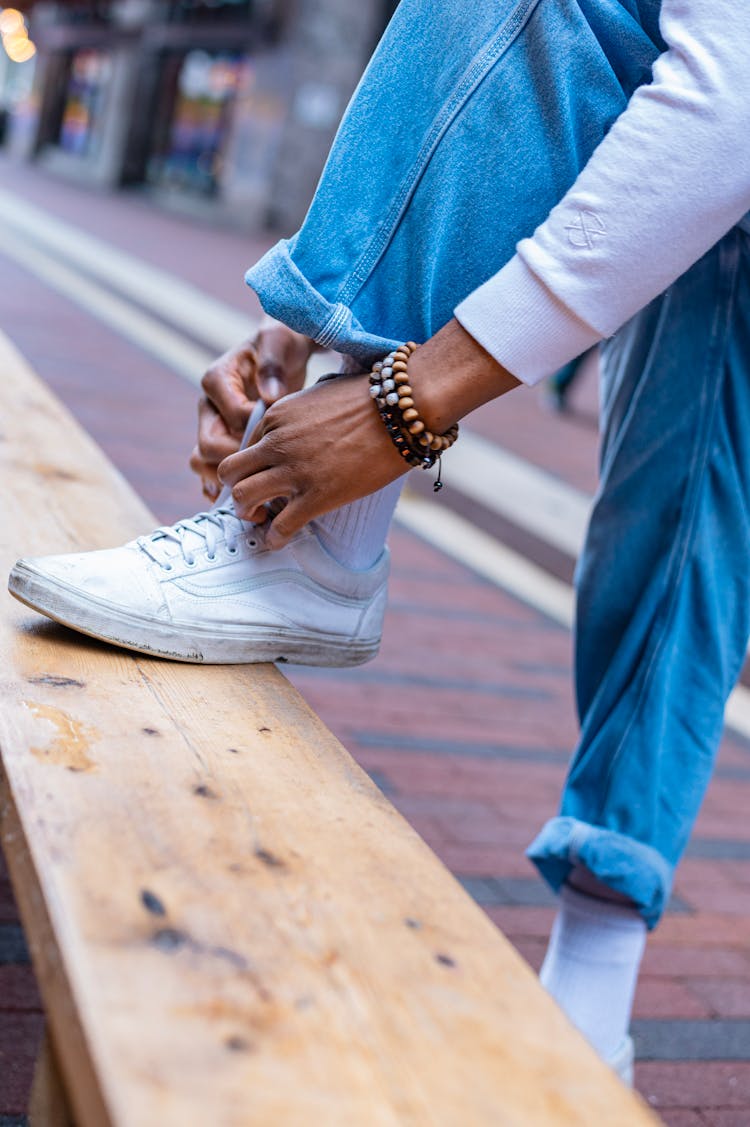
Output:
[255, 339, 288, 405]
[257, 365, 286, 406]
[254, 325, 308, 404]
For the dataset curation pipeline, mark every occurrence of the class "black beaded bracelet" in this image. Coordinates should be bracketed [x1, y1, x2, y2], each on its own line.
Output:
[369, 342, 458, 490]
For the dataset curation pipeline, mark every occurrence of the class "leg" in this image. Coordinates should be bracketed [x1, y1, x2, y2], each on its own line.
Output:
[13, 0, 663, 653]
[529, 226, 750, 925]
[256, 0, 662, 565]
[248, 0, 662, 362]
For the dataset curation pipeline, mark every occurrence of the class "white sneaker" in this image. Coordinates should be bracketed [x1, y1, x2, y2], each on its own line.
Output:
[8, 506, 389, 665]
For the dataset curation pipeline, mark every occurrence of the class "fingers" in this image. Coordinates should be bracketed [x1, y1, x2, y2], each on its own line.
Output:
[197, 328, 312, 466]
[189, 446, 222, 501]
[265, 500, 309, 550]
[253, 330, 293, 404]
[192, 397, 243, 499]
[197, 398, 243, 464]
[217, 436, 273, 488]
[254, 354, 285, 405]
[229, 466, 290, 521]
[201, 361, 254, 437]
[254, 324, 313, 403]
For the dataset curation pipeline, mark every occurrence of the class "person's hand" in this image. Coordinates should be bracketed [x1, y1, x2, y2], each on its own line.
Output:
[217, 374, 409, 548]
[216, 317, 520, 548]
[190, 320, 314, 502]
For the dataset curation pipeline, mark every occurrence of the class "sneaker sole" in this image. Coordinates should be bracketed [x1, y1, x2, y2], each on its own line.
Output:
[8, 562, 380, 667]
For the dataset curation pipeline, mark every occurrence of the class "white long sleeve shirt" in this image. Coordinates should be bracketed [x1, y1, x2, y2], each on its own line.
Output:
[455, 0, 750, 385]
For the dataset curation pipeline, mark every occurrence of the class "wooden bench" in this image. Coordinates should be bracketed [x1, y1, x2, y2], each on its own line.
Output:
[0, 330, 659, 1126]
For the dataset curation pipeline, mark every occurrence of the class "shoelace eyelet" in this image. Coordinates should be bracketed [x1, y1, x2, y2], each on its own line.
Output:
[248, 540, 257, 549]
[162, 564, 173, 572]
[185, 558, 197, 568]
[227, 545, 238, 555]
[206, 553, 216, 562]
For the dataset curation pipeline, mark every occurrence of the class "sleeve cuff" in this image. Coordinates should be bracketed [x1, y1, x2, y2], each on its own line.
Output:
[454, 254, 603, 386]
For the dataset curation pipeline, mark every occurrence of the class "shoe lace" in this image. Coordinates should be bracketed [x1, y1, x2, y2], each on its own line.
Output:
[137, 505, 254, 571]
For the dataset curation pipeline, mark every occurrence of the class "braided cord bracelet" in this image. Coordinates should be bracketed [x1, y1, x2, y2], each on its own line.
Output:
[369, 342, 458, 492]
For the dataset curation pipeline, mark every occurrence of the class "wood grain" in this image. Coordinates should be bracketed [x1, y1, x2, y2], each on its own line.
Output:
[29, 1029, 76, 1127]
[0, 331, 660, 1125]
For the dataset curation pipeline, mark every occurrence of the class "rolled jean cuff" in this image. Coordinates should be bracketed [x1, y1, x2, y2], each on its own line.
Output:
[245, 243, 401, 364]
[526, 816, 673, 930]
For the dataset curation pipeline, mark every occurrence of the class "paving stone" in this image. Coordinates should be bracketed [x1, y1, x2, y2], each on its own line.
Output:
[653, 914, 750, 950]
[633, 979, 712, 1021]
[0, 883, 20, 925]
[0, 968, 42, 1012]
[687, 839, 750, 861]
[351, 732, 572, 764]
[510, 937, 547, 973]
[459, 875, 692, 912]
[486, 906, 557, 940]
[642, 946, 750, 980]
[713, 766, 750, 783]
[665, 894, 696, 915]
[633, 1020, 750, 1061]
[292, 663, 552, 700]
[636, 1062, 750, 1109]
[0, 1013, 44, 1114]
[363, 768, 396, 797]
[421, 841, 541, 879]
[689, 980, 750, 1020]
[657, 1112, 707, 1127]
[459, 876, 558, 908]
[0, 927, 29, 967]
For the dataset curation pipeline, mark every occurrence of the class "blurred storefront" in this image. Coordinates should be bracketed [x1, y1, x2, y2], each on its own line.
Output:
[0, 0, 396, 230]
[0, 6, 38, 148]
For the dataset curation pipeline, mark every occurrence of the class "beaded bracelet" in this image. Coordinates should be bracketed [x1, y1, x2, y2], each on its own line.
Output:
[368, 342, 458, 491]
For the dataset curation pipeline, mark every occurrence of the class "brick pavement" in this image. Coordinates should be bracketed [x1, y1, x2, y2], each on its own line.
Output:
[2, 163, 750, 1125]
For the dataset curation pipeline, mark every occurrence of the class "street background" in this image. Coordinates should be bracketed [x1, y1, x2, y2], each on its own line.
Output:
[2, 2, 750, 1122]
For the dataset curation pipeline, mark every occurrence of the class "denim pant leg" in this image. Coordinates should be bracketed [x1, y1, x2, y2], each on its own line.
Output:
[528, 229, 750, 928]
[247, 0, 661, 359]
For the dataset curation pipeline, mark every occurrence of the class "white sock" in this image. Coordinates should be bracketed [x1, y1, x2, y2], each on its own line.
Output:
[312, 478, 405, 570]
[539, 884, 647, 1061]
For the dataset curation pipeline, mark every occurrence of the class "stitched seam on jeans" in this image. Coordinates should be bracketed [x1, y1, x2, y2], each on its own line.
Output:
[338, 0, 542, 309]
[594, 234, 743, 825]
[315, 303, 349, 349]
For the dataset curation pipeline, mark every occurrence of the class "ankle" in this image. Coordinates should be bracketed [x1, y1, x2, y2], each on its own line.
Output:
[540, 884, 646, 1061]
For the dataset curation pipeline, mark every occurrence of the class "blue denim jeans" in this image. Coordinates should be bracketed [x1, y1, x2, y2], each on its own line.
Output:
[247, 0, 750, 928]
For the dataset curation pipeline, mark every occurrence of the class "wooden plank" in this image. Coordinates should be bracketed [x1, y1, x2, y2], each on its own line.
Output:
[29, 1029, 77, 1127]
[0, 330, 660, 1126]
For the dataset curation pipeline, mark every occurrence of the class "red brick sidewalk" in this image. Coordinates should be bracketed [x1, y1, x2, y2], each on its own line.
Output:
[2, 162, 750, 1126]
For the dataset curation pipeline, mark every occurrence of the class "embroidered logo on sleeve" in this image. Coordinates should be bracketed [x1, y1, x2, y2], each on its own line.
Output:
[565, 210, 606, 249]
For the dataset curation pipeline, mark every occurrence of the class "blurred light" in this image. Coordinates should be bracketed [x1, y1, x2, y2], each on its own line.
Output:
[3, 33, 35, 63]
[6, 37, 35, 61]
[0, 8, 25, 36]
[1, 7, 36, 63]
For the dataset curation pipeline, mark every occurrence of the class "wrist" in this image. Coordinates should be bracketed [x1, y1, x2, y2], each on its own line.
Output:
[406, 318, 520, 432]
[368, 343, 458, 483]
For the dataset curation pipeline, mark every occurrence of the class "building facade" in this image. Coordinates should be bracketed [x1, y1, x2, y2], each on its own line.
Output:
[2, 0, 395, 231]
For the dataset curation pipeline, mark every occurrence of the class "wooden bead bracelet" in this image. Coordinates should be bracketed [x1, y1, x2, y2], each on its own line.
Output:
[369, 342, 458, 491]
